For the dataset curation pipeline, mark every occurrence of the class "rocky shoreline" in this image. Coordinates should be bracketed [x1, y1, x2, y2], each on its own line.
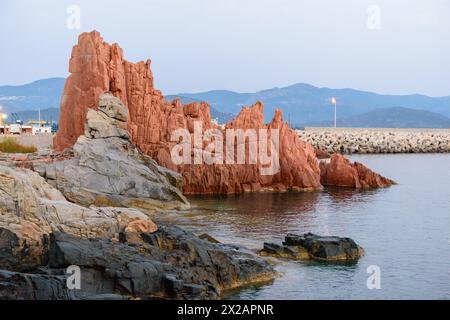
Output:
[0, 92, 370, 300]
[298, 128, 450, 154]
[0, 97, 276, 299]
[0, 224, 275, 300]
[0, 32, 394, 300]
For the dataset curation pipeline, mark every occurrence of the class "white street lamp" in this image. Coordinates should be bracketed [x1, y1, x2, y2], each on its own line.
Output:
[331, 97, 337, 128]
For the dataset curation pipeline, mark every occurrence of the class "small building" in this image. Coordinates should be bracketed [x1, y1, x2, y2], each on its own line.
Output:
[0, 110, 54, 135]
[32, 125, 52, 134]
[0, 124, 50, 135]
[27, 120, 52, 135]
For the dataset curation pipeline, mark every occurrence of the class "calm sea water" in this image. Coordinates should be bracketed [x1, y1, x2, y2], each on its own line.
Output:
[158, 154, 450, 299]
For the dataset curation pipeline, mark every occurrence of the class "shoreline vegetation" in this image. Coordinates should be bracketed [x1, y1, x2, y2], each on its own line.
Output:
[0, 137, 37, 153]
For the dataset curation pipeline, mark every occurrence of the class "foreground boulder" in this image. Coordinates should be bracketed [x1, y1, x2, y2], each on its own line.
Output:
[260, 233, 364, 261]
[53, 31, 322, 194]
[319, 154, 396, 188]
[0, 164, 155, 271]
[36, 93, 189, 212]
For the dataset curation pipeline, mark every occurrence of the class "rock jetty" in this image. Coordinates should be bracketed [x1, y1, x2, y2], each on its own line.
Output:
[298, 128, 450, 154]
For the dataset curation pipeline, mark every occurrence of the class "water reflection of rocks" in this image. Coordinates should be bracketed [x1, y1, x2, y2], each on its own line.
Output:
[157, 189, 383, 250]
[324, 187, 380, 205]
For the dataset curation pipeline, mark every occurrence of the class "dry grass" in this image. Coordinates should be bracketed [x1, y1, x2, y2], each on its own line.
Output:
[0, 137, 38, 153]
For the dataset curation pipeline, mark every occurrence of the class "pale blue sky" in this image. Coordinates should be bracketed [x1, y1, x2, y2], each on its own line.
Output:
[0, 0, 449, 96]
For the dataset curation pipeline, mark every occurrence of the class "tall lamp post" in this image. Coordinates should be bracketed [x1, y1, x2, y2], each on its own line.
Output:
[331, 97, 337, 128]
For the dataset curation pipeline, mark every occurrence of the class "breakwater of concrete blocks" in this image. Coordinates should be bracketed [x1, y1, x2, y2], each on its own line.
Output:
[297, 128, 450, 154]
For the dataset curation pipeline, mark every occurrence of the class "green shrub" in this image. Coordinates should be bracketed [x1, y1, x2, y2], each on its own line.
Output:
[0, 137, 37, 153]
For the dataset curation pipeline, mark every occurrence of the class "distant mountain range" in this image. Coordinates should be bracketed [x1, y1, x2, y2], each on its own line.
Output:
[0, 78, 65, 113]
[307, 107, 450, 129]
[1, 78, 449, 128]
[173, 84, 450, 126]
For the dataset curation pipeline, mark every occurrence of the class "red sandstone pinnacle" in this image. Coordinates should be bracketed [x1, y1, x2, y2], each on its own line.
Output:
[319, 154, 396, 188]
[54, 31, 392, 194]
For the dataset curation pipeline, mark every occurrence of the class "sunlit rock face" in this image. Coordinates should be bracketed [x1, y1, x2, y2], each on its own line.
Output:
[54, 31, 323, 194]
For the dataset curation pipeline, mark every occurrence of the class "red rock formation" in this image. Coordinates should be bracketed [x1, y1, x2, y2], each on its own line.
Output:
[54, 31, 322, 194]
[314, 148, 331, 160]
[319, 154, 396, 188]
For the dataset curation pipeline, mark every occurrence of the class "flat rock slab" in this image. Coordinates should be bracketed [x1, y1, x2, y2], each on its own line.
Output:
[260, 232, 364, 261]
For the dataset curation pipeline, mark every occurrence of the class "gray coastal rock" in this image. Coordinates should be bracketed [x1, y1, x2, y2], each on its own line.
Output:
[0, 93, 275, 300]
[97, 93, 129, 122]
[84, 93, 129, 139]
[0, 163, 275, 299]
[0, 164, 154, 271]
[47, 226, 274, 299]
[0, 270, 76, 300]
[35, 92, 189, 212]
[261, 233, 364, 261]
[0, 226, 275, 300]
